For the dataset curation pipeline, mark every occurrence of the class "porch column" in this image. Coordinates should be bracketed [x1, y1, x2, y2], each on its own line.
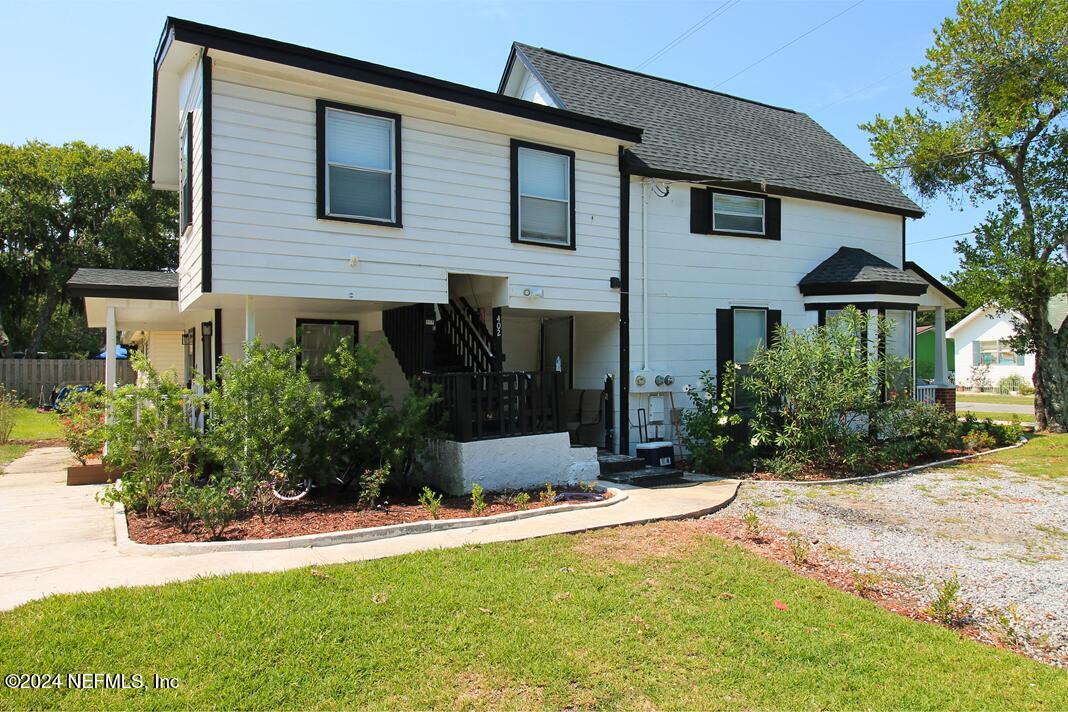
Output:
[933, 306, 949, 386]
[244, 296, 256, 343]
[105, 306, 117, 392]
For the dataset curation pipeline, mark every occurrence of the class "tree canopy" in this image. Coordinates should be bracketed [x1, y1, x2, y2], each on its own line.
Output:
[862, 0, 1068, 430]
[0, 141, 177, 357]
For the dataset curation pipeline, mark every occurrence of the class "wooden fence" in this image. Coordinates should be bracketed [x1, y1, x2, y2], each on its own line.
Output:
[0, 359, 137, 404]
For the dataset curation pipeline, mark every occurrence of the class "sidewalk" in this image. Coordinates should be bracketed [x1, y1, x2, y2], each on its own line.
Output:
[0, 447, 738, 611]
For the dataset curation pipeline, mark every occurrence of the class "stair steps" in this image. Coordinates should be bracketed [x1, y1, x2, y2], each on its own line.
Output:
[596, 451, 686, 486]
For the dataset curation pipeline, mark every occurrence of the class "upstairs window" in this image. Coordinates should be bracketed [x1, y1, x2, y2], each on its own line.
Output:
[713, 192, 765, 235]
[318, 101, 401, 226]
[180, 112, 193, 233]
[511, 139, 575, 249]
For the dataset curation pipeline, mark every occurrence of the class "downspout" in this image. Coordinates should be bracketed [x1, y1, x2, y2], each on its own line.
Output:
[641, 179, 650, 369]
[618, 148, 631, 455]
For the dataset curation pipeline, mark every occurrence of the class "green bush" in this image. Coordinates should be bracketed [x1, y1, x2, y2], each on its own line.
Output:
[958, 413, 1024, 449]
[99, 353, 200, 514]
[470, 483, 487, 516]
[745, 307, 909, 476]
[0, 387, 21, 444]
[204, 339, 327, 496]
[879, 398, 960, 464]
[316, 339, 442, 491]
[58, 386, 106, 464]
[1020, 383, 1036, 395]
[997, 374, 1025, 394]
[418, 486, 443, 519]
[679, 367, 750, 473]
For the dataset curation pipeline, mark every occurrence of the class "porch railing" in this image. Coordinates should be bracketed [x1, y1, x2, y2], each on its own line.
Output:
[914, 383, 938, 405]
[423, 370, 566, 442]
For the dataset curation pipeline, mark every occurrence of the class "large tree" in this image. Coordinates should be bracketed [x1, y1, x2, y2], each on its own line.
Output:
[0, 141, 177, 357]
[863, 0, 1068, 431]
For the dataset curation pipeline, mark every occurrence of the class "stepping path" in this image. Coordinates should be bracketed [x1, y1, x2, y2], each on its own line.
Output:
[0, 447, 738, 611]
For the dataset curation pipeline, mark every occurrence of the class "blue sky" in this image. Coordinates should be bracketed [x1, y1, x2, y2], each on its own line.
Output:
[0, 0, 982, 279]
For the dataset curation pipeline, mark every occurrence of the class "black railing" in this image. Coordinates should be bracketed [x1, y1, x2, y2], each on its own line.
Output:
[439, 300, 495, 373]
[424, 370, 566, 441]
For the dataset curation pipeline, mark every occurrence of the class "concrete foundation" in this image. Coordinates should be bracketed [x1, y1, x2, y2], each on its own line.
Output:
[427, 432, 599, 495]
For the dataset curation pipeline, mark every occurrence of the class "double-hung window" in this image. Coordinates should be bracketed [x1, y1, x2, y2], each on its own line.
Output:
[977, 339, 1024, 366]
[511, 139, 575, 249]
[318, 100, 401, 226]
[713, 192, 765, 235]
[179, 112, 193, 233]
[732, 308, 767, 408]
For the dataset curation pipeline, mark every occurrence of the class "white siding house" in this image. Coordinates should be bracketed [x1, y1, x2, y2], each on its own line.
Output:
[69, 19, 963, 489]
[948, 308, 1035, 389]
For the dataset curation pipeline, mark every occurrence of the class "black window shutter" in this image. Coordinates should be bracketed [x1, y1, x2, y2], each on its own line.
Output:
[716, 309, 733, 397]
[767, 309, 782, 349]
[690, 187, 710, 234]
[765, 197, 781, 240]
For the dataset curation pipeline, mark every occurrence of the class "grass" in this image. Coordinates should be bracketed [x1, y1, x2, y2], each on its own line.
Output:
[961, 410, 1036, 424]
[0, 443, 29, 470]
[8, 407, 62, 441]
[1, 527, 1065, 709]
[956, 392, 1035, 406]
[980, 433, 1067, 480]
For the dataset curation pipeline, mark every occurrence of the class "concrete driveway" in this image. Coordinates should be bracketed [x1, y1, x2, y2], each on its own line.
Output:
[957, 401, 1035, 414]
[0, 447, 738, 611]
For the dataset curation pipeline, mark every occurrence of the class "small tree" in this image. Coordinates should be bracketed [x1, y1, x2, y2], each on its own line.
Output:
[969, 363, 992, 392]
[678, 366, 748, 473]
[744, 308, 907, 475]
[204, 339, 327, 494]
[58, 386, 106, 464]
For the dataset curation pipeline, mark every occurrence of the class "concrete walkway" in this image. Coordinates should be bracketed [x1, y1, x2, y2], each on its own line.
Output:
[0, 447, 738, 611]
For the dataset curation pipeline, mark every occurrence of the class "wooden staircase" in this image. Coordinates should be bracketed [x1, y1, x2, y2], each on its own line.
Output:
[382, 299, 497, 379]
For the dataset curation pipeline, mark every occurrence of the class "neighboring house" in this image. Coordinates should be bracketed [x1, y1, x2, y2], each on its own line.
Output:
[946, 297, 1067, 390]
[915, 325, 955, 383]
[65, 19, 963, 490]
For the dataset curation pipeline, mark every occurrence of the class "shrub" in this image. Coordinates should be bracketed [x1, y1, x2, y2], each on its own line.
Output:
[0, 388, 19, 444]
[512, 491, 531, 510]
[539, 482, 557, 505]
[679, 367, 749, 473]
[204, 339, 326, 497]
[746, 307, 909, 476]
[58, 386, 106, 464]
[958, 413, 1021, 449]
[316, 339, 443, 491]
[997, 374, 1025, 394]
[986, 604, 1026, 647]
[850, 571, 883, 598]
[100, 353, 200, 514]
[786, 532, 810, 566]
[962, 429, 997, 452]
[470, 483, 487, 516]
[879, 398, 959, 464]
[926, 572, 971, 627]
[357, 463, 390, 509]
[970, 363, 992, 391]
[418, 486, 443, 519]
[741, 509, 761, 539]
[1020, 382, 1036, 395]
[190, 479, 243, 540]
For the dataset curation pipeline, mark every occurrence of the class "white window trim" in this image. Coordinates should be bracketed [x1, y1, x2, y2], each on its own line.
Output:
[732, 307, 767, 365]
[324, 106, 397, 223]
[517, 146, 571, 246]
[712, 192, 766, 236]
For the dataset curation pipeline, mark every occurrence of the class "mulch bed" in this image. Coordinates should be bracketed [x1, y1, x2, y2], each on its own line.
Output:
[10, 438, 67, 447]
[126, 487, 613, 545]
[700, 514, 1037, 663]
[736, 448, 984, 482]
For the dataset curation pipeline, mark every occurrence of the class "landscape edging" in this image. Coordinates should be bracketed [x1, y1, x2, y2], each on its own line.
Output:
[734, 440, 1027, 486]
[113, 488, 627, 556]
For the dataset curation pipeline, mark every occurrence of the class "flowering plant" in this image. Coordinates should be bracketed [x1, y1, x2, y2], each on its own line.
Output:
[59, 386, 106, 464]
[678, 366, 750, 473]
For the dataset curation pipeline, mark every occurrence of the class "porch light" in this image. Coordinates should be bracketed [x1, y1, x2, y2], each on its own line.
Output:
[201, 322, 213, 338]
[181, 331, 194, 347]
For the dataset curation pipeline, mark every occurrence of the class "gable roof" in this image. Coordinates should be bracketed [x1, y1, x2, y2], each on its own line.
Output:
[799, 247, 929, 297]
[66, 268, 179, 301]
[948, 295, 1068, 337]
[506, 44, 923, 218]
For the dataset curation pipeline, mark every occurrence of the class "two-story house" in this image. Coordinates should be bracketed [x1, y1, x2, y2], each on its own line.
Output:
[68, 18, 963, 492]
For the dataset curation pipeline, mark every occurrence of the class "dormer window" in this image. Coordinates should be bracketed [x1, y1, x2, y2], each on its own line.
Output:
[317, 100, 401, 227]
[510, 139, 576, 250]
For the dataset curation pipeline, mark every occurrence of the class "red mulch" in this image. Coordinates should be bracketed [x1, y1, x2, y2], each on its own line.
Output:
[126, 488, 612, 545]
[700, 515, 1027, 660]
[10, 438, 67, 447]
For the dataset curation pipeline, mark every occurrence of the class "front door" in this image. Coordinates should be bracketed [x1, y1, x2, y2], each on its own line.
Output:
[540, 317, 573, 387]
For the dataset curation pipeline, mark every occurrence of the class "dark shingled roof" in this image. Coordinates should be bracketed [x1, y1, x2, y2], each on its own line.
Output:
[510, 44, 923, 218]
[66, 268, 179, 301]
[799, 247, 929, 297]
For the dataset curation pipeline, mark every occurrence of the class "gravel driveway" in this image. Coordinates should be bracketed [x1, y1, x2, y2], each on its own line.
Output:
[723, 447, 1068, 665]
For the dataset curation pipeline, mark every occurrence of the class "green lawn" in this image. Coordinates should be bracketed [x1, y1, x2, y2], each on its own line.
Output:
[0, 443, 29, 469]
[957, 392, 1035, 406]
[980, 433, 1067, 480]
[961, 409, 1036, 424]
[9, 407, 62, 441]
[1, 526, 1064, 708]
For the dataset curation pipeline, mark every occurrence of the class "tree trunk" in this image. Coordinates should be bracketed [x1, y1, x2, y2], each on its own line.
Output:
[1030, 317, 1068, 433]
[26, 284, 61, 357]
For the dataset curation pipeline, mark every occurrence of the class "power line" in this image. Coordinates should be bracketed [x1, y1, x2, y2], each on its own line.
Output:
[809, 66, 909, 115]
[712, 0, 865, 89]
[907, 230, 975, 245]
[636, 0, 742, 71]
